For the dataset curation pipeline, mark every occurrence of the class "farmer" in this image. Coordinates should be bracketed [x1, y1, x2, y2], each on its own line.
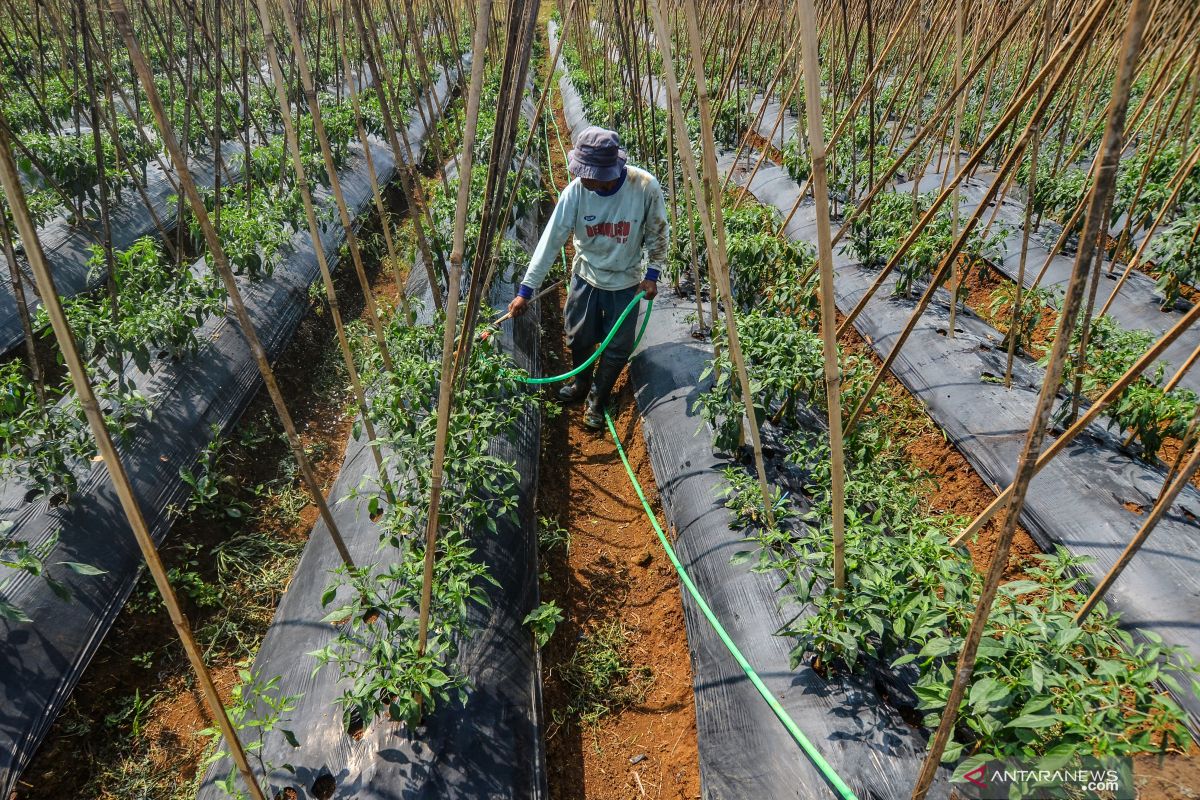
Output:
[507, 126, 669, 430]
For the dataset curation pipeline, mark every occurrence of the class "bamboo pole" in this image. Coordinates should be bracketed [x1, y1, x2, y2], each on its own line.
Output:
[349, 0, 445, 311]
[794, 0, 848, 590]
[108, 0, 357, 569]
[946, 0, 964, 340]
[0, 112, 268, 800]
[252, 0, 395, 502]
[673, 0, 776, 530]
[1004, 0, 1057, 387]
[952, 294, 1200, 547]
[844, 0, 1112, 434]
[912, 2, 1149, 793]
[791, 0, 1038, 245]
[272, 0, 397, 374]
[338, 15, 404, 295]
[836, 0, 1111, 342]
[1074, 407, 1200, 623]
[415, 0, 492, 661]
[479, 0, 580, 296]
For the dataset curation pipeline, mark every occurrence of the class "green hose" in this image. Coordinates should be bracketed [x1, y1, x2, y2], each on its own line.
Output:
[603, 410, 861, 800]
[515, 291, 653, 385]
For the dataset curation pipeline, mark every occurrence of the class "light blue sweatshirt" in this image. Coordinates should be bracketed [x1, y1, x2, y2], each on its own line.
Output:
[518, 166, 669, 295]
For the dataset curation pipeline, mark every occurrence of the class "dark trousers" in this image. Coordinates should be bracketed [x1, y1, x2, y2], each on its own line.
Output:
[563, 274, 641, 363]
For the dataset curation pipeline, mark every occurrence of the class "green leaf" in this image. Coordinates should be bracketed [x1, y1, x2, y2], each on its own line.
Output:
[282, 728, 300, 748]
[951, 753, 992, 782]
[919, 637, 954, 659]
[1053, 625, 1083, 648]
[60, 561, 107, 576]
[1037, 742, 1079, 772]
[0, 598, 32, 623]
[969, 677, 1011, 711]
[1005, 712, 1066, 729]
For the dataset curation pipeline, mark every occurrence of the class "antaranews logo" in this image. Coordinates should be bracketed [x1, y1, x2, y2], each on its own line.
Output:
[952, 756, 1133, 799]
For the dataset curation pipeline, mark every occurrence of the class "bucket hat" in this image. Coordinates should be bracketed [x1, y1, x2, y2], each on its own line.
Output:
[568, 126, 627, 181]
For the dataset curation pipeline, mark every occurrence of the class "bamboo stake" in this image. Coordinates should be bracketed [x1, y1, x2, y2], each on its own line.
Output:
[1074, 407, 1200, 623]
[912, 2, 1149, 793]
[108, 0, 356, 569]
[0, 112, 267, 800]
[415, 0, 492, 661]
[946, 0, 964, 340]
[272, 0, 397, 374]
[953, 293, 1200, 548]
[0, 211, 44, 404]
[791, 0, 1038, 245]
[844, 0, 1112, 434]
[338, 15, 404, 295]
[671, 0, 776, 528]
[794, 0, 847, 590]
[836, 0, 1111, 342]
[252, 0, 395, 502]
[479, 0, 580, 295]
[349, 0, 445, 311]
[1004, 0, 1057, 387]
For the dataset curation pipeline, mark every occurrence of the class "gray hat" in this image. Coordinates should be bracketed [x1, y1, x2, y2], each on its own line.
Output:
[568, 126, 627, 181]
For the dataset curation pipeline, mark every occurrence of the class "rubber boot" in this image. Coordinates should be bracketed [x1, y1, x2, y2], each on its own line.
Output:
[584, 357, 624, 430]
[557, 347, 594, 403]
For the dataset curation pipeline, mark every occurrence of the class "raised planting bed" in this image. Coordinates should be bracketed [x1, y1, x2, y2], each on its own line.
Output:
[0, 62, 461, 798]
[197, 94, 548, 798]
[721, 153, 1200, 731]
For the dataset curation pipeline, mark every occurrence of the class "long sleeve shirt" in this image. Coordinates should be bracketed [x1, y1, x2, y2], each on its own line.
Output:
[518, 165, 669, 296]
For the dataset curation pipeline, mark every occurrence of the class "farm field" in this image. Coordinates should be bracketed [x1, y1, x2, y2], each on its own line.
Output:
[1, 0, 1198, 799]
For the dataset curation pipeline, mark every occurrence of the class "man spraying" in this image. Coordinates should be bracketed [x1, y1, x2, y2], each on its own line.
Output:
[507, 126, 669, 430]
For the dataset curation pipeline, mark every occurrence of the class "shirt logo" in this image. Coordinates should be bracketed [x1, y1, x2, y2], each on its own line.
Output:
[584, 215, 596, 221]
[585, 220, 632, 244]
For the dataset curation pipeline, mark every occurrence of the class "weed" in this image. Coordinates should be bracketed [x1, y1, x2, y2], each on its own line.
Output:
[537, 515, 571, 553]
[176, 426, 249, 522]
[104, 689, 156, 739]
[561, 620, 653, 730]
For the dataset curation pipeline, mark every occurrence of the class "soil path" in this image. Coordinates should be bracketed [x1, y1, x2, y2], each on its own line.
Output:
[534, 37, 701, 797]
[535, 282, 701, 800]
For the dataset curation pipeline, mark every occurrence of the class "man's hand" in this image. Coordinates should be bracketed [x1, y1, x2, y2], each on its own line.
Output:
[639, 279, 658, 300]
[507, 295, 529, 318]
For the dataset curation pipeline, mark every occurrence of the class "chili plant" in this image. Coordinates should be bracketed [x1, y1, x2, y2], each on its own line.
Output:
[46, 236, 224, 373]
[1148, 205, 1200, 309]
[987, 283, 1053, 356]
[200, 670, 302, 800]
[0, 361, 151, 499]
[313, 306, 538, 731]
[735, 422, 1199, 781]
[1049, 314, 1197, 460]
[0, 523, 106, 623]
[847, 191, 997, 298]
